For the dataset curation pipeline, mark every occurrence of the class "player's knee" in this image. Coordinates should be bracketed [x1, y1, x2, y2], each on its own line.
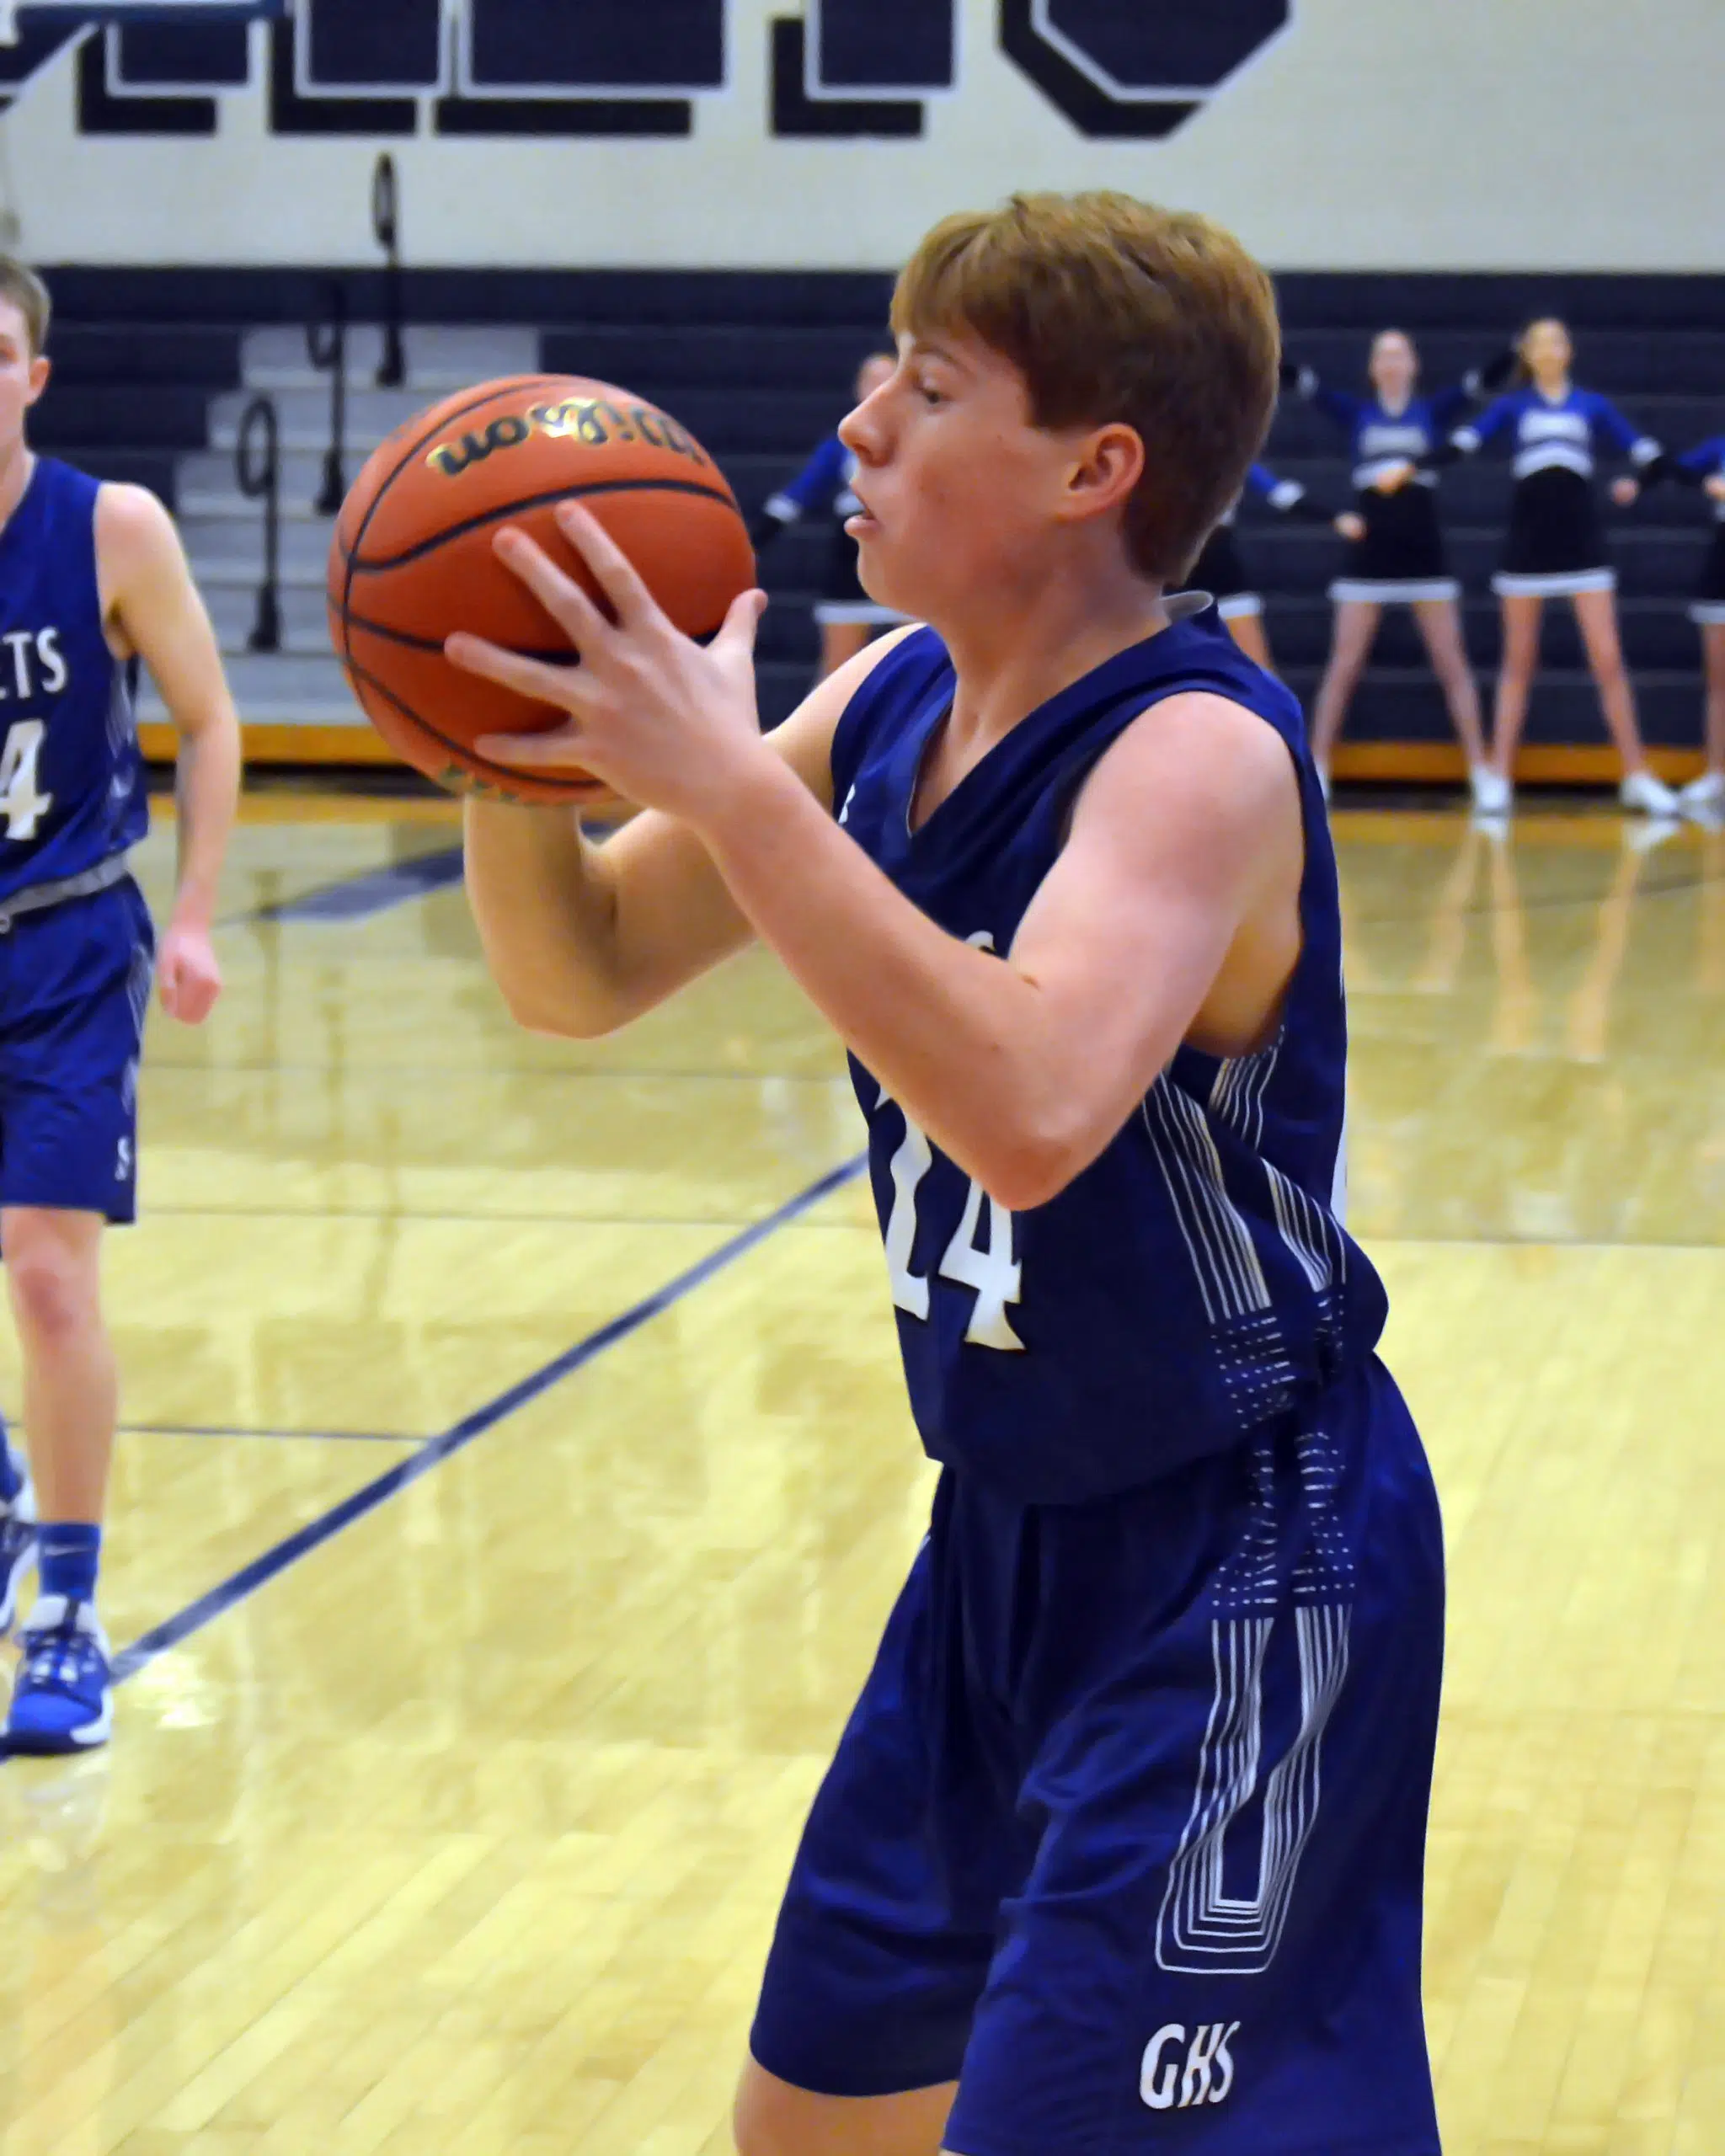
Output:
[733, 2063, 948, 2156]
[5, 1232, 99, 1346]
[731, 2073, 789, 2156]
[732, 2065, 836, 2156]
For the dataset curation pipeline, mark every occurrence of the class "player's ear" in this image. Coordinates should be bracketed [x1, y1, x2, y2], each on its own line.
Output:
[24, 355, 50, 407]
[1060, 423, 1144, 525]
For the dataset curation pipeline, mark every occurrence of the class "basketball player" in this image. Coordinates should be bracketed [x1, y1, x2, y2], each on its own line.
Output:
[0, 257, 240, 1753]
[456, 194, 1444, 2155]
[752, 352, 910, 679]
[1382, 319, 1680, 816]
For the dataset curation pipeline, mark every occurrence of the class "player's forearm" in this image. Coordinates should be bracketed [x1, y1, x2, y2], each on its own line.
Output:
[697, 757, 1091, 1209]
[170, 705, 241, 927]
[462, 798, 630, 1033]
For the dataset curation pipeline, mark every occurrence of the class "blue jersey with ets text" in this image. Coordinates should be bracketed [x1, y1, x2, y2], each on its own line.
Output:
[0, 456, 147, 906]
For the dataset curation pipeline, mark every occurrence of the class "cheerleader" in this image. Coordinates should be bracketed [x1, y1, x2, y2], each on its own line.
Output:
[1285, 333, 1511, 808]
[1183, 461, 1346, 673]
[750, 351, 907, 680]
[1389, 318, 1679, 814]
[1623, 435, 1725, 814]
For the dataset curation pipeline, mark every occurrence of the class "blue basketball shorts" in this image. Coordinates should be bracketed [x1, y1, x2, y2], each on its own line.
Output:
[750, 1356, 1445, 2155]
[0, 878, 155, 1224]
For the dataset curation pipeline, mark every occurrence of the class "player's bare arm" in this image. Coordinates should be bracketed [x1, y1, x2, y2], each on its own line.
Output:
[460, 588, 914, 1035]
[96, 483, 240, 1025]
[692, 690, 1301, 1211]
[452, 504, 1302, 1211]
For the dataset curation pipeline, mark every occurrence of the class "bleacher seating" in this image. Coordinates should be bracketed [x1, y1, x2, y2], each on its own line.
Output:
[28, 267, 1725, 766]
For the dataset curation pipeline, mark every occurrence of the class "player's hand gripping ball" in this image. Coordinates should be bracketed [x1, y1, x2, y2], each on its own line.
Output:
[327, 375, 756, 805]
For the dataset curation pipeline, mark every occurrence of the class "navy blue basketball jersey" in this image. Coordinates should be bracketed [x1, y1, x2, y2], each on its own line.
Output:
[0, 457, 147, 905]
[830, 602, 1387, 1503]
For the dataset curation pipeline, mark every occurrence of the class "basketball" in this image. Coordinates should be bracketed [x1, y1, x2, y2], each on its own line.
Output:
[326, 374, 757, 803]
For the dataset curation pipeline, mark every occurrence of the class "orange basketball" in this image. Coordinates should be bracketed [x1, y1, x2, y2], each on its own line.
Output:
[327, 374, 756, 803]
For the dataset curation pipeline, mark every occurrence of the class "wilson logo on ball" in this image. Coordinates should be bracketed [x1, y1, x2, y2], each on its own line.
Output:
[330, 371, 755, 807]
[426, 398, 711, 480]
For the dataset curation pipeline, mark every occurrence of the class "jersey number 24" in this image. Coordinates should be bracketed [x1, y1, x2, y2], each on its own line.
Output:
[0, 720, 52, 842]
[875, 1084, 1024, 1353]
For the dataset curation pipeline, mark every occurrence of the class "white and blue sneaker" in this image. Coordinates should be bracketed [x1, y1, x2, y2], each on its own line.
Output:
[6, 1598, 113, 1754]
[0, 1459, 35, 1639]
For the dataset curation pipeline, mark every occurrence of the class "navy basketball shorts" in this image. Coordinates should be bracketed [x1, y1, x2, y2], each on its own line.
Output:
[0, 880, 155, 1224]
[750, 1356, 1445, 2155]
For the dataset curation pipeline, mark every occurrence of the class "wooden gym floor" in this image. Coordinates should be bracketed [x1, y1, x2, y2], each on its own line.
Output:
[0, 794, 1719, 2154]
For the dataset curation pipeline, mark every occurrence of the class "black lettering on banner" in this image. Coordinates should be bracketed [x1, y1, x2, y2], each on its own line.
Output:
[77, 25, 219, 135]
[1, 20, 86, 120]
[53, 2, 1292, 147]
[464, 0, 724, 93]
[270, 11, 419, 134]
[113, 20, 254, 93]
[805, 0, 954, 94]
[304, 0, 443, 93]
[768, 14, 922, 138]
[999, 0, 1290, 139]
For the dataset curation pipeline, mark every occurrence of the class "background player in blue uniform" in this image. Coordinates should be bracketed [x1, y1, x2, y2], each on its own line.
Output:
[1386, 318, 1679, 816]
[0, 259, 241, 1753]
[753, 353, 910, 681]
[1285, 329, 1509, 807]
[455, 193, 1444, 2155]
[1621, 435, 1725, 815]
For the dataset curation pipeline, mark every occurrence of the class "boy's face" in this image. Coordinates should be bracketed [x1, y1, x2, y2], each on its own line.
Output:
[838, 330, 1135, 623]
[0, 300, 49, 456]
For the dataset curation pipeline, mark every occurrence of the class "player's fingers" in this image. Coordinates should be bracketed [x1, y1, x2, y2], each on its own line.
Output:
[473, 725, 593, 770]
[713, 587, 767, 661]
[555, 501, 663, 630]
[445, 632, 589, 711]
[491, 526, 610, 647]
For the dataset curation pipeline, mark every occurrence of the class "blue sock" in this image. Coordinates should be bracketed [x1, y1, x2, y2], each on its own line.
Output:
[38, 1524, 101, 1605]
[0, 1422, 23, 1508]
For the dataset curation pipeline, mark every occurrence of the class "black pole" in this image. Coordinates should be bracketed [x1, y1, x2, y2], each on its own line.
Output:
[307, 279, 348, 516]
[372, 152, 405, 389]
[236, 395, 281, 654]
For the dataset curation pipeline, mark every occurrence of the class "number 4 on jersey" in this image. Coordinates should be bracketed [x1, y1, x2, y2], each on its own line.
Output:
[0, 720, 51, 841]
[877, 1085, 1024, 1352]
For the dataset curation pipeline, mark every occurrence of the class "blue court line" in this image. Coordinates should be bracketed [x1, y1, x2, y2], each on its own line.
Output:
[120, 1422, 412, 1444]
[246, 845, 464, 925]
[108, 1152, 867, 1686]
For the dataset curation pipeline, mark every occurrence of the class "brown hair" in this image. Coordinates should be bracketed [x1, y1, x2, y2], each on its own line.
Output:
[0, 256, 50, 358]
[891, 191, 1279, 582]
